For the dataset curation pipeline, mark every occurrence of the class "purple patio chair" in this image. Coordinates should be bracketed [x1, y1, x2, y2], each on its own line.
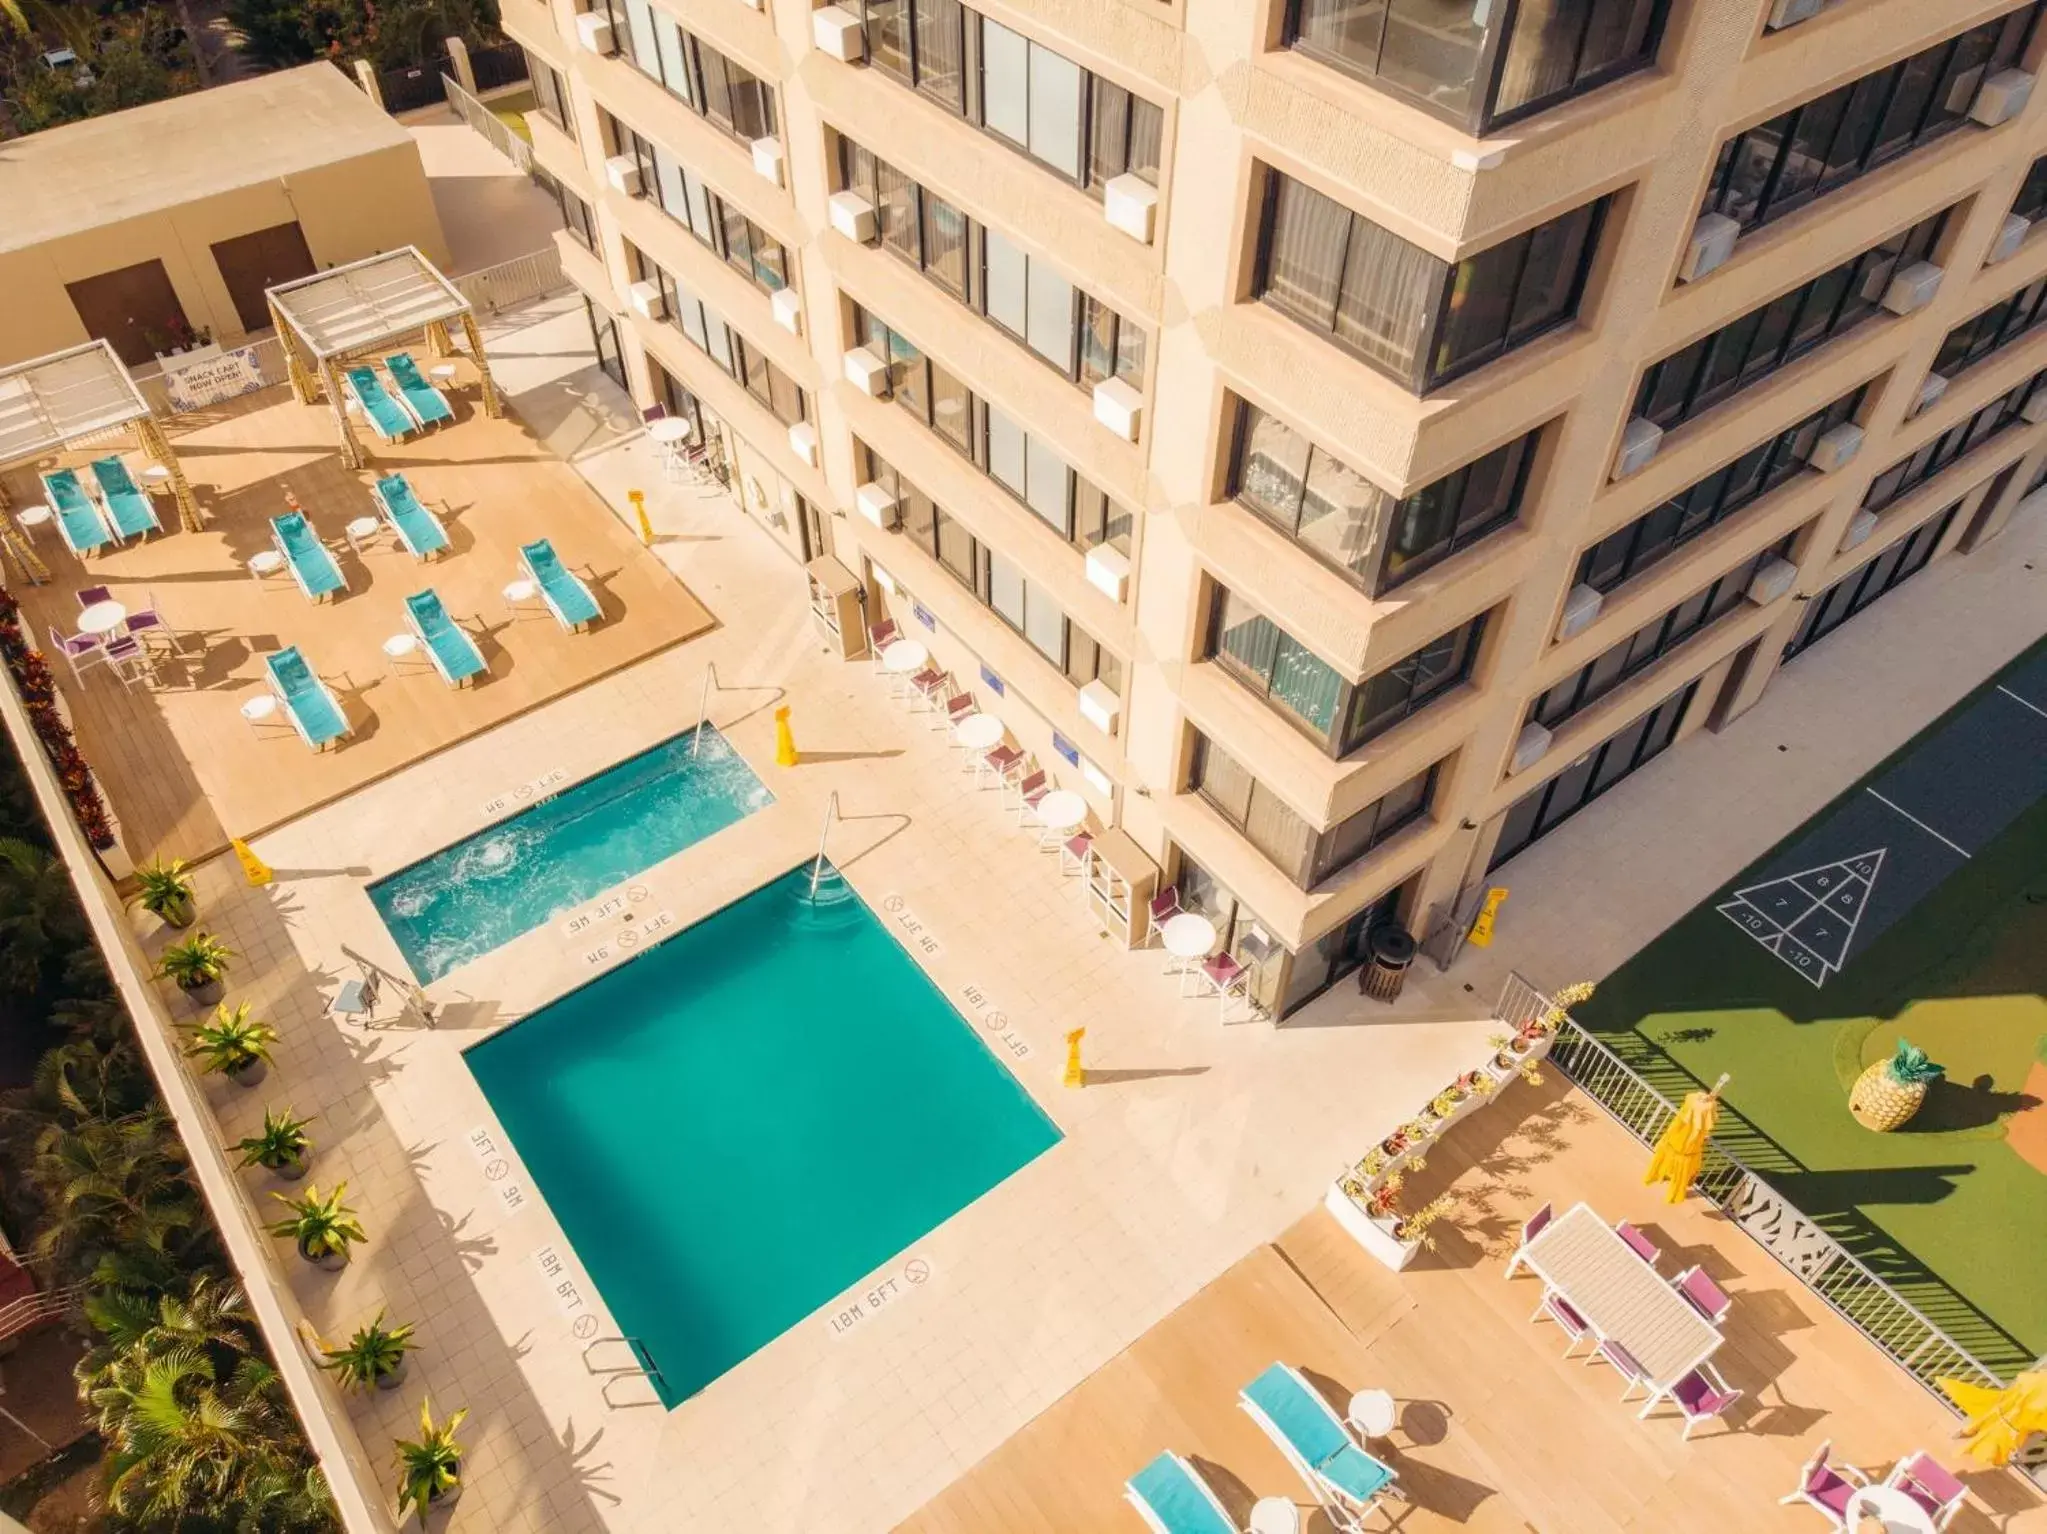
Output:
[1008, 769, 1048, 824]
[1059, 832, 1092, 879]
[1143, 886, 1181, 948]
[1504, 1201, 1553, 1280]
[1200, 952, 1248, 1021]
[1530, 1287, 1592, 1357]
[1780, 1439, 1866, 1525]
[866, 619, 899, 670]
[102, 633, 153, 688]
[1587, 1336, 1652, 1401]
[1648, 1359, 1741, 1440]
[1886, 1452, 1966, 1530]
[1672, 1265, 1731, 1324]
[74, 585, 113, 609]
[1615, 1220, 1661, 1266]
[47, 625, 104, 682]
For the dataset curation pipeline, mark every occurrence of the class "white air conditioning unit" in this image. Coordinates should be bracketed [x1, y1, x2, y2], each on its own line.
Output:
[854, 481, 898, 528]
[1079, 755, 1115, 795]
[1084, 543, 1130, 602]
[1093, 378, 1142, 442]
[1764, 0, 1823, 27]
[1912, 371, 1948, 418]
[771, 286, 802, 334]
[1510, 721, 1553, 775]
[1839, 508, 1878, 553]
[1555, 583, 1604, 641]
[787, 420, 819, 467]
[1677, 213, 1740, 284]
[626, 280, 665, 320]
[603, 154, 641, 195]
[844, 346, 889, 396]
[1077, 679, 1121, 734]
[750, 134, 784, 186]
[1809, 421, 1863, 473]
[575, 10, 615, 52]
[827, 190, 878, 244]
[1745, 554, 1797, 606]
[2022, 389, 2047, 425]
[1611, 416, 1663, 480]
[1989, 213, 2030, 265]
[1970, 68, 2036, 127]
[811, 5, 865, 61]
[1103, 174, 1159, 244]
[1881, 260, 1943, 315]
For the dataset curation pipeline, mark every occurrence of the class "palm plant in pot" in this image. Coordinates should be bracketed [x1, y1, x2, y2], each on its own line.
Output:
[135, 857, 196, 928]
[323, 1311, 416, 1392]
[156, 931, 232, 1007]
[183, 1002, 277, 1088]
[232, 1106, 313, 1179]
[395, 1399, 467, 1525]
[269, 1183, 366, 1271]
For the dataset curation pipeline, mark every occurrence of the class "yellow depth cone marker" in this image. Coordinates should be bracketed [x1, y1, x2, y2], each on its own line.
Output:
[628, 489, 655, 546]
[774, 705, 799, 767]
[1064, 1028, 1086, 1088]
[230, 838, 273, 888]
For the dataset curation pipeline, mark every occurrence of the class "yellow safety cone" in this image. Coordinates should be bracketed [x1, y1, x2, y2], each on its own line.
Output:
[230, 838, 273, 888]
[1064, 1028, 1086, 1088]
[774, 705, 799, 767]
[628, 489, 655, 546]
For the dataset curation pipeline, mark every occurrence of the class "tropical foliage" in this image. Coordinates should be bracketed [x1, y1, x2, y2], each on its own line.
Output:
[0, 2, 196, 137]
[268, 1183, 366, 1263]
[322, 1310, 414, 1390]
[233, 1105, 313, 1172]
[156, 930, 233, 992]
[224, 0, 501, 70]
[394, 1397, 465, 1524]
[136, 855, 196, 924]
[184, 1002, 279, 1078]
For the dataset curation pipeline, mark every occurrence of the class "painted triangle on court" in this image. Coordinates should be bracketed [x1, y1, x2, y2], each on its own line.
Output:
[1715, 848, 1885, 984]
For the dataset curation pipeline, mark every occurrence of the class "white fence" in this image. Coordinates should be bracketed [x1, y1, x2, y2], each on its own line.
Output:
[454, 246, 568, 315]
[442, 71, 535, 175]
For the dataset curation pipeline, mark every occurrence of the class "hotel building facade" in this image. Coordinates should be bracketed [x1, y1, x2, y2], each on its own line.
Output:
[502, 0, 2047, 1017]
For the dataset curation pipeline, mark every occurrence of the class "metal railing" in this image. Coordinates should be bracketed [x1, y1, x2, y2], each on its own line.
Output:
[1503, 973, 2016, 1406]
[469, 41, 530, 92]
[0, 1281, 85, 1345]
[455, 246, 568, 315]
[442, 71, 534, 175]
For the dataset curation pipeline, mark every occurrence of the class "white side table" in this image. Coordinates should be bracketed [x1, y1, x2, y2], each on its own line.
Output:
[429, 363, 458, 385]
[1843, 1486, 1938, 1534]
[248, 550, 286, 585]
[345, 515, 382, 552]
[1248, 1497, 1300, 1534]
[503, 578, 540, 617]
[1347, 1388, 1397, 1441]
[382, 633, 421, 675]
[239, 695, 279, 730]
[141, 465, 172, 492]
[15, 505, 51, 542]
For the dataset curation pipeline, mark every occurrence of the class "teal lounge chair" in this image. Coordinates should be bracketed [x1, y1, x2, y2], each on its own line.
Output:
[385, 353, 453, 429]
[264, 646, 349, 750]
[40, 468, 113, 557]
[373, 474, 449, 560]
[1125, 1452, 1241, 1534]
[404, 590, 486, 688]
[88, 457, 161, 542]
[344, 366, 415, 443]
[519, 539, 600, 632]
[271, 512, 346, 603]
[1239, 1364, 1397, 1532]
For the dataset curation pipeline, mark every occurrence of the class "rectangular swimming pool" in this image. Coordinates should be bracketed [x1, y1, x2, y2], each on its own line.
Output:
[369, 726, 771, 982]
[465, 864, 1059, 1405]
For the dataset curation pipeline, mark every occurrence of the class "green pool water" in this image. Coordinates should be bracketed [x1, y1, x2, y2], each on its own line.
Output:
[465, 864, 1060, 1404]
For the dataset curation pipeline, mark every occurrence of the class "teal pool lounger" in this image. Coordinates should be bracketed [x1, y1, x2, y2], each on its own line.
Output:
[519, 538, 601, 632]
[264, 646, 348, 749]
[40, 469, 113, 556]
[88, 457, 160, 541]
[271, 512, 346, 602]
[374, 474, 449, 559]
[386, 353, 453, 429]
[404, 589, 486, 687]
[345, 367, 415, 442]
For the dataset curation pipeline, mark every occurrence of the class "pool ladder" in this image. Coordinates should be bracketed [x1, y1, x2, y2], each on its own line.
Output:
[691, 663, 718, 756]
[810, 791, 840, 898]
[583, 1335, 668, 1408]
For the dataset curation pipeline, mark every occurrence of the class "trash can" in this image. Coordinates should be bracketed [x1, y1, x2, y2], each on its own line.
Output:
[1358, 924, 1417, 1003]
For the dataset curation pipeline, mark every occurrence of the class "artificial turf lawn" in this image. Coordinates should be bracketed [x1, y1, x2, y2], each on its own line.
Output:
[1576, 645, 2047, 1376]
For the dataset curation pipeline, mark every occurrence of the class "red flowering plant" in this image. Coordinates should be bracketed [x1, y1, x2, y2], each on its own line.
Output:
[0, 588, 116, 849]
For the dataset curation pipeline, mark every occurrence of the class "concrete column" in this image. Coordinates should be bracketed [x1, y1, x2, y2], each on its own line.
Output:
[352, 58, 383, 110]
[444, 36, 476, 94]
[1961, 442, 2047, 551]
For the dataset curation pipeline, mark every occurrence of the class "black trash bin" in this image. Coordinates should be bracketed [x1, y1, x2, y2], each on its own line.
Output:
[1358, 923, 1417, 1003]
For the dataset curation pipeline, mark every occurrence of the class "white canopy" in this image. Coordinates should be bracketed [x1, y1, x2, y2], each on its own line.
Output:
[0, 341, 152, 468]
[266, 247, 471, 361]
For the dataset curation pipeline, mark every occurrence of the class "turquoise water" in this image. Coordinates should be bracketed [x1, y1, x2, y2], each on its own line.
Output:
[465, 865, 1059, 1405]
[368, 727, 771, 982]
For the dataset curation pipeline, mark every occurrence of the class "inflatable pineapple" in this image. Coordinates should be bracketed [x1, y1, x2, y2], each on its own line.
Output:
[1849, 1039, 1944, 1132]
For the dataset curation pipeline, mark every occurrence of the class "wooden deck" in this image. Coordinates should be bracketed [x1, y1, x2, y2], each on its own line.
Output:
[6, 375, 711, 864]
[900, 1077, 2047, 1534]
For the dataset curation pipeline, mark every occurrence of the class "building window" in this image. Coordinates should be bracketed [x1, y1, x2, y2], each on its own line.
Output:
[1189, 732, 1438, 889]
[1701, 7, 2043, 237]
[1634, 208, 1951, 434]
[1862, 370, 2047, 513]
[527, 53, 576, 138]
[1228, 396, 1537, 593]
[648, 358, 709, 443]
[538, 170, 598, 251]
[628, 244, 809, 426]
[1783, 503, 1960, 660]
[584, 298, 626, 391]
[1579, 385, 1866, 594]
[1255, 169, 1608, 392]
[2013, 154, 2047, 221]
[1489, 680, 1697, 872]
[849, 0, 1163, 197]
[596, 0, 777, 142]
[604, 114, 790, 298]
[1531, 536, 1792, 731]
[1207, 584, 1485, 756]
[1287, 0, 1667, 133]
[1930, 278, 2047, 380]
[1279, 875, 1415, 1017]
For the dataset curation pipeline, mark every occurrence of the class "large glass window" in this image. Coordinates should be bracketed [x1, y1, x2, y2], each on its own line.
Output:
[599, 0, 777, 142]
[1861, 370, 2047, 513]
[527, 54, 575, 138]
[1701, 7, 2043, 236]
[1288, 0, 1667, 132]
[537, 170, 597, 251]
[1636, 209, 1951, 434]
[1228, 396, 1537, 592]
[605, 113, 790, 299]
[1930, 279, 2047, 380]
[1256, 169, 1608, 392]
[1580, 385, 1866, 594]
[2013, 153, 2047, 221]
[1782, 503, 1961, 660]
[628, 243, 809, 427]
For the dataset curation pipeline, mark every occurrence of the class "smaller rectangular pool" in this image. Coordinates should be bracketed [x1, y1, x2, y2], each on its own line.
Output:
[369, 726, 771, 982]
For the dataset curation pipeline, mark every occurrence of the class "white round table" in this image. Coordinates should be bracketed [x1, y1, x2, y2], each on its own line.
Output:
[141, 465, 171, 487]
[345, 515, 381, 550]
[953, 713, 1004, 752]
[239, 695, 278, 727]
[382, 634, 419, 673]
[504, 578, 539, 614]
[1844, 1486, 1938, 1534]
[1033, 789, 1087, 834]
[16, 504, 51, 540]
[429, 363, 458, 384]
[1248, 1498, 1300, 1534]
[649, 416, 693, 444]
[1162, 912, 1218, 989]
[1348, 1388, 1397, 1440]
[248, 550, 285, 582]
[881, 639, 929, 674]
[76, 600, 128, 637]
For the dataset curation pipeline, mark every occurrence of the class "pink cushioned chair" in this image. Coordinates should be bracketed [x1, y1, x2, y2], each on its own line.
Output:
[1779, 1439, 1867, 1526]
[1885, 1452, 1965, 1530]
[1531, 1287, 1592, 1357]
[1672, 1265, 1732, 1324]
[1504, 1202, 1553, 1280]
[1615, 1220, 1661, 1266]
[1650, 1360, 1741, 1441]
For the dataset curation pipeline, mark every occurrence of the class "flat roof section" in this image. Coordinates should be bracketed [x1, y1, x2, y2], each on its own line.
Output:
[0, 63, 414, 256]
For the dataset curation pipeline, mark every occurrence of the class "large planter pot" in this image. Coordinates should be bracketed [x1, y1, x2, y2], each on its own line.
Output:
[225, 1058, 268, 1089]
[299, 1240, 348, 1272]
[375, 1354, 409, 1391]
[152, 894, 196, 929]
[1323, 1181, 1421, 1272]
[271, 1150, 309, 1182]
[180, 977, 223, 1008]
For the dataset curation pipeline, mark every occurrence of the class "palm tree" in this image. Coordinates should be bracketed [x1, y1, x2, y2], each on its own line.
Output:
[27, 1109, 200, 1284]
[0, 836, 84, 992]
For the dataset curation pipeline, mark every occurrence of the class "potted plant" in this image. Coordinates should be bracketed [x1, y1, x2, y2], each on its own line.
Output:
[1392, 1194, 1456, 1253]
[156, 931, 232, 1006]
[269, 1183, 366, 1271]
[136, 857, 196, 927]
[395, 1399, 467, 1525]
[323, 1311, 415, 1392]
[233, 1106, 313, 1179]
[184, 1003, 277, 1087]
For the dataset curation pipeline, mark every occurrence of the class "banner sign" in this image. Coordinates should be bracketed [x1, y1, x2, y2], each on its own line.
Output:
[163, 345, 267, 412]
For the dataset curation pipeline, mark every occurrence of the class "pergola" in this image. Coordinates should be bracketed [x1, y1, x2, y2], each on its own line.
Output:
[0, 340, 202, 585]
[266, 247, 502, 470]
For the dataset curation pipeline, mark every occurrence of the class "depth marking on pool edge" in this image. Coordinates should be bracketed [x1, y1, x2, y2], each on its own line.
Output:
[533, 1244, 592, 1318]
[959, 983, 1033, 1061]
[464, 1124, 532, 1218]
[881, 894, 943, 959]
[826, 1255, 934, 1339]
[479, 766, 569, 820]
[562, 882, 650, 939]
[581, 908, 677, 967]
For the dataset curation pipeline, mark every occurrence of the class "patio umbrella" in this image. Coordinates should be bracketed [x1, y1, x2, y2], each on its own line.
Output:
[1938, 1371, 2047, 1465]
[1643, 1073, 1728, 1203]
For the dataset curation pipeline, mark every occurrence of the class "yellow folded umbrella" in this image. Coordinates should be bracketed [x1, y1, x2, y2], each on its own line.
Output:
[1644, 1073, 1728, 1204]
[1938, 1371, 2047, 1466]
